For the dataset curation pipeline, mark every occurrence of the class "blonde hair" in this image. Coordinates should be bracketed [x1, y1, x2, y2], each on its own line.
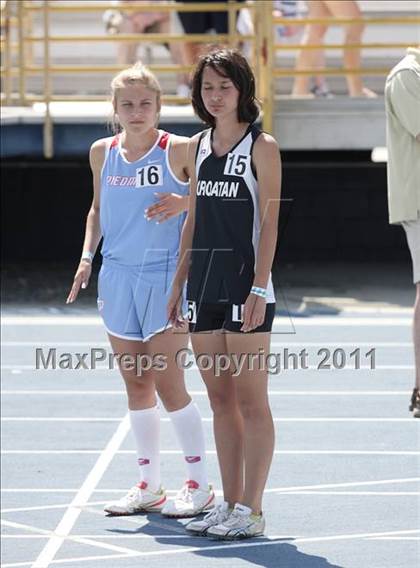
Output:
[110, 62, 162, 132]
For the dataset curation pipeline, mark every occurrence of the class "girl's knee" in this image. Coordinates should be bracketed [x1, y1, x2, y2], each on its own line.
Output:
[124, 374, 154, 403]
[209, 389, 237, 414]
[156, 383, 190, 412]
[237, 399, 271, 423]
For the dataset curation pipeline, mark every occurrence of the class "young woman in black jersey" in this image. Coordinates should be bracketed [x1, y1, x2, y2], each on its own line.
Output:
[168, 48, 281, 539]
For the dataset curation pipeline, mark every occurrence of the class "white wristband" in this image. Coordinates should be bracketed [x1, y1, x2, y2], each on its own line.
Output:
[251, 286, 267, 298]
[81, 251, 94, 263]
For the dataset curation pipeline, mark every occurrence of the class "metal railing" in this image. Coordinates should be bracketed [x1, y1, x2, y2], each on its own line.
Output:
[1, 1, 264, 157]
[1, 1, 419, 157]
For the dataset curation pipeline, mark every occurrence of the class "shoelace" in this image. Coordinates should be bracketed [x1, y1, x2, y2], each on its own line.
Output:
[176, 483, 194, 503]
[223, 509, 248, 528]
[204, 504, 227, 522]
[124, 486, 141, 502]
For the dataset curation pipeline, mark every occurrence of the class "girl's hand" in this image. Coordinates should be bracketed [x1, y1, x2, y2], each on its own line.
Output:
[66, 261, 92, 304]
[241, 293, 267, 332]
[167, 284, 185, 329]
[145, 193, 188, 223]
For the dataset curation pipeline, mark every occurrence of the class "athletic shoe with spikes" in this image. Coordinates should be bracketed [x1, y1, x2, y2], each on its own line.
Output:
[185, 501, 232, 536]
[206, 503, 265, 540]
[104, 481, 166, 515]
[161, 480, 215, 518]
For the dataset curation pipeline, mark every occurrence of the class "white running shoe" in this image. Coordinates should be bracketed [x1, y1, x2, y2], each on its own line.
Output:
[186, 501, 232, 536]
[161, 480, 215, 518]
[206, 503, 265, 540]
[104, 482, 166, 515]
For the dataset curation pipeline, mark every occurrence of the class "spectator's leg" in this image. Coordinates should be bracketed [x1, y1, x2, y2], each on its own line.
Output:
[292, 1, 330, 96]
[323, 0, 376, 97]
[176, 6, 206, 67]
[158, 17, 190, 96]
[118, 13, 139, 65]
[181, 42, 202, 66]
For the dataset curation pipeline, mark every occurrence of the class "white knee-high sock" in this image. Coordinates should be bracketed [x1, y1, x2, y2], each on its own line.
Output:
[168, 400, 209, 489]
[129, 406, 161, 492]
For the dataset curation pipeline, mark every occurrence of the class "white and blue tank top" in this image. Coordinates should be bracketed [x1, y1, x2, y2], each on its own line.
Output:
[100, 130, 189, 269]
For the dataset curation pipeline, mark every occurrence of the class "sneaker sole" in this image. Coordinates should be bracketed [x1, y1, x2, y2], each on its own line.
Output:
[207, 531, 264, 541]
[104, 497, 167, 516]
[161, 493, 215, 518]
[185, 527, 211, 537]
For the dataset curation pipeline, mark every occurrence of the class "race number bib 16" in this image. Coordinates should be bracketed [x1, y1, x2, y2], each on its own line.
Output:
[136, 164, 163, 188]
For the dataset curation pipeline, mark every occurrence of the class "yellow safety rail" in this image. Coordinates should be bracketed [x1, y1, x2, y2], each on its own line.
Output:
[1, 1, 419, 157]
[2, 0, 265, 157]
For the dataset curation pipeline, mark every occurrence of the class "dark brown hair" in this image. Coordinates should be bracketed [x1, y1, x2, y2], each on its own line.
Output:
[191, 48, 260, 127]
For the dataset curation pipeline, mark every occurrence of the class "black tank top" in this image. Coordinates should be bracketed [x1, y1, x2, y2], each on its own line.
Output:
[187, 123, 276, 305]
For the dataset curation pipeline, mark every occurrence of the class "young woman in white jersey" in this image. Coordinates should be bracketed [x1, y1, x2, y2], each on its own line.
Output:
[67, 63, 214, 517]
[168, 49, 281, 539]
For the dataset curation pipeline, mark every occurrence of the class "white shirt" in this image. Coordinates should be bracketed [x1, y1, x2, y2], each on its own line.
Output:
[385, 48, 420, 224]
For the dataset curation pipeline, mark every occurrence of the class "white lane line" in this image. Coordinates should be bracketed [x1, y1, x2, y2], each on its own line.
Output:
[2, 342, 109, 347]
[5, 535, 420, 541]
[273, 318, 412, 327]
[30, 414, 131, 568]
[294, 529, 420, 544]
[1, 364, 414, 371]
[0, 390, 412, 396]
[263, 491, 420, 495]
[1, 490, 418, 514]
[1, 489, 81, 493]
[2, 450, 419, 456]
[2, 503, 107, 514]
[271, 342, 411, 347]
[367, 536, 420, 541]
[1, 519, 141, 557]
[3, 477, 419, 497]
[1, 316, 412, 326]
[1, 477, 420, 514]
[1, 341, 412, 347]
[2, 417, 418, 423]
[1, 534, 201, 539]
[1, 317, 103, 326]
[2, 529, 419, 567]
[269, 477, 420, 492]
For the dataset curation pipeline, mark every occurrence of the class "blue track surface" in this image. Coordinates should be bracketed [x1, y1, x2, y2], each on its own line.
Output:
[1, 311, 419, 568]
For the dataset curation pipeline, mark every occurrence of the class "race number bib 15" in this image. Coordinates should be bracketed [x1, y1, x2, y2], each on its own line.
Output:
[223, 153, 250, 177]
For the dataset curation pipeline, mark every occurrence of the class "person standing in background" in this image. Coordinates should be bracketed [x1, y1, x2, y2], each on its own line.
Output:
[175, 0, 244, 66]
[292, 0, 376, 97]
[385, 47, 420, 418]
[104, 0, 190, 97]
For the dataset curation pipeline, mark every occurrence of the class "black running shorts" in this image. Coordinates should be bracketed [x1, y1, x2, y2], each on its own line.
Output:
[176, 0, 229, 34]
[187, 301, 276, 333]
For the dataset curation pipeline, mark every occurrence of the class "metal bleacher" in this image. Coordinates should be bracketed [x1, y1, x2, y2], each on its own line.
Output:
[1, 1, 419, 156]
